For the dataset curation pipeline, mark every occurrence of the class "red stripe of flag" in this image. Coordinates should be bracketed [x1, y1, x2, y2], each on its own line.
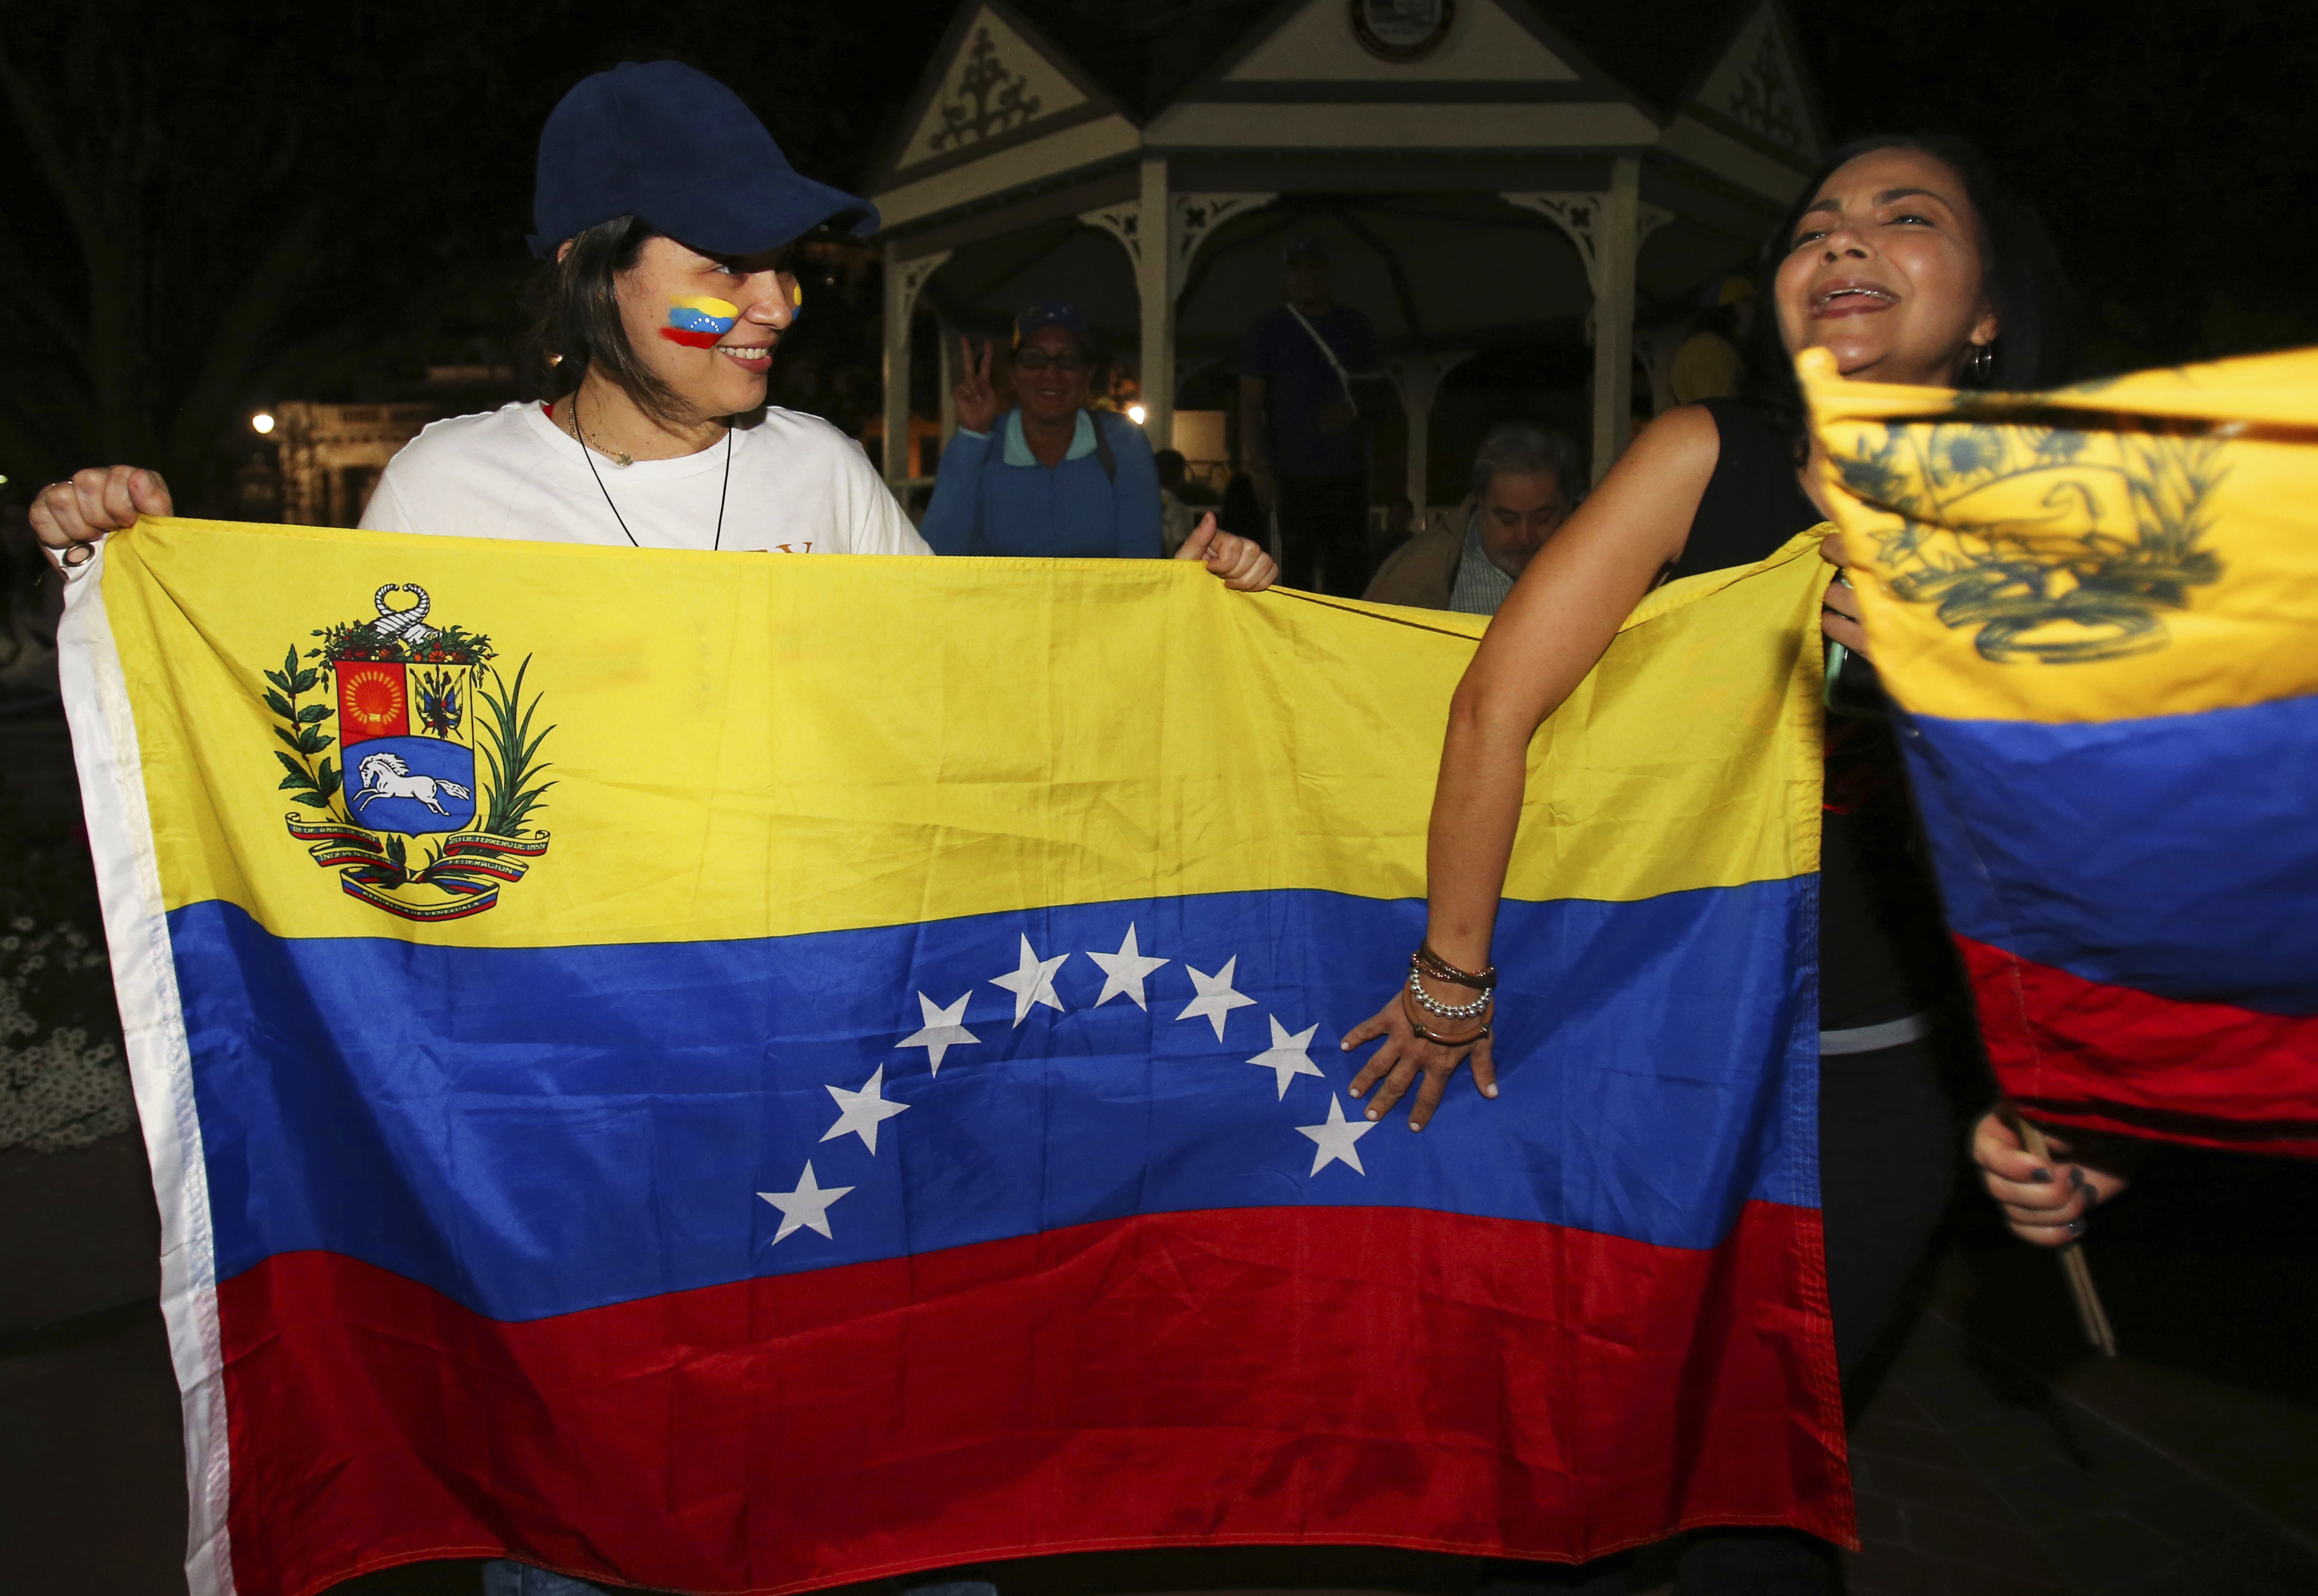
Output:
[1959, 935, 2318, 1154]
[217, 1205, 1849, 1596]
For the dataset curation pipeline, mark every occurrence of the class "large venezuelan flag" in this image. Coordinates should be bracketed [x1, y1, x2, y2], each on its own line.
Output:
[62, 518, 1845, 1596]
[1802, 346, 2318, 1154]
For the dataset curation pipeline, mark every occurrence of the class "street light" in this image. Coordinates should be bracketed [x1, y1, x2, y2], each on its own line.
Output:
[251, 412, 276, 435]
[1127, 404, 1147, 425]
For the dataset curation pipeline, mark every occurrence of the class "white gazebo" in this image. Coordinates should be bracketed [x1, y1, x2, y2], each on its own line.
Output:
[868, 0, 1826, 499]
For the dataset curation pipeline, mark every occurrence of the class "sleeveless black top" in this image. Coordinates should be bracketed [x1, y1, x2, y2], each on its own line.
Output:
[1678, 400, 1956, 1030]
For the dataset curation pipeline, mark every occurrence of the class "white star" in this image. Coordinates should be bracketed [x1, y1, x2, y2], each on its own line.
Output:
[820, 1063, 911, 1154]
[1086, 923, 1170, 1009]
[900, 991, 979, 1075]
[758, 1160, 854, 1243]
[1247, 1016, 1324, 1099]
[1177, 954, 1256, 1042]
[991, 933, 1068, 1025]
[1297, 1095, 1378, 1177]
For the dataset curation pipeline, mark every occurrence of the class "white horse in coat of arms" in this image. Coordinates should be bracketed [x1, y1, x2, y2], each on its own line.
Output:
[352, 750, 474, 817]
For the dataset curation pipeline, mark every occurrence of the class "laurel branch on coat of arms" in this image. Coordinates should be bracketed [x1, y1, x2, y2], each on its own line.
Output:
[269, 583, 553, 921]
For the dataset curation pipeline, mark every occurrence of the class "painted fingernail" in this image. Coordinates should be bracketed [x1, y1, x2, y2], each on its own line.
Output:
[2068, 1166, 2086, 1191]
[1483, 1084, 1498, 1098]
[1366, 1109, 1380, 1121]
[2065, 1219, 2087, 1237]
[2081, 1184, 2101, 1208]
[2028, 1168, 2054, 1184]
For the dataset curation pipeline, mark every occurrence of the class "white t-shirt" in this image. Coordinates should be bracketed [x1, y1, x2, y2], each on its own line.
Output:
[360, 401, 929, 556]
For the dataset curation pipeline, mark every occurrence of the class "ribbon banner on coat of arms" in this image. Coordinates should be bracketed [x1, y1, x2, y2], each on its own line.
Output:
[1802, 345, 2318, 1155]
[63, 519, 1846, 1596]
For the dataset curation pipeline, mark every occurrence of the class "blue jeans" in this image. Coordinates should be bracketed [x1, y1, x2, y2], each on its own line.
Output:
[481, 1562, 615, 1596]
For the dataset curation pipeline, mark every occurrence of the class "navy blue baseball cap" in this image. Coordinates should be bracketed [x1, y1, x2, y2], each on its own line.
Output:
[528, 61, 878, 259]
[1013, 301, 1090, 347]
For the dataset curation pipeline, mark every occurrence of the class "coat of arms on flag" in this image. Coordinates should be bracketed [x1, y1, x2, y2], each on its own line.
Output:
[273, 582, 551, 921]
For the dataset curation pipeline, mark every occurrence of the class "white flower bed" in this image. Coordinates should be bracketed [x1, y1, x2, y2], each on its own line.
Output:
[1, 915, 134, 1152]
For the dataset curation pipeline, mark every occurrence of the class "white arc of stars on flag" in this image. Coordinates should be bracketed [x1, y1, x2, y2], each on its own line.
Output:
[766, 922, 1390, 1250]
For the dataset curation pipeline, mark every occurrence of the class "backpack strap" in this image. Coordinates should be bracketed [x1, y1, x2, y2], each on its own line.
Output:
[1089, 410, 1119, 483]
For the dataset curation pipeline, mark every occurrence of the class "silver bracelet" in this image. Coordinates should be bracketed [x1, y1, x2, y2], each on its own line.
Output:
[1407, 968, 1492, 1021]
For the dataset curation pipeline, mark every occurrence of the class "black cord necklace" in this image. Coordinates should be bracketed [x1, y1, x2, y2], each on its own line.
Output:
[572, 388, 731, 551]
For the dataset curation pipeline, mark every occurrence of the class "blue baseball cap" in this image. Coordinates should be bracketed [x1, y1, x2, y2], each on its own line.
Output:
[1014, 301, 1090, 347]
[528, 61, 878, 259]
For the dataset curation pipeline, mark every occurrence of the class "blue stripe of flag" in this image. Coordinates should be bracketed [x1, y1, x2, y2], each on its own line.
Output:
[179, 882, 1816, 1323]
[1901, 691, 2318, 1015]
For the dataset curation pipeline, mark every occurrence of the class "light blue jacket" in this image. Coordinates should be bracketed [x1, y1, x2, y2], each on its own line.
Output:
[920, 409, 1164, 559]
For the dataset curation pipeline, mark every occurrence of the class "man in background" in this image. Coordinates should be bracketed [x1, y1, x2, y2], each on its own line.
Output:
[1363, 424, 1577, 616]
[1238, 235, 1382, 596]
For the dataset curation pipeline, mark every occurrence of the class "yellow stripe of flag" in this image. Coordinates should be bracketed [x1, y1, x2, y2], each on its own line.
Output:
[96, 518, 1827, 948]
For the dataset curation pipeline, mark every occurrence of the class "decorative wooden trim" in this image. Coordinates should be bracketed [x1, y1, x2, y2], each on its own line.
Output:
[893, 249, 954, 320]
[1079, 201, 1144, 266]
[1171, 192, 1276, 297]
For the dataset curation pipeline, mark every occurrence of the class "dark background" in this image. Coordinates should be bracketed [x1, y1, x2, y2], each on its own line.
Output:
[2, 0, 2316, 510]
[5, 8, 2317, 1590]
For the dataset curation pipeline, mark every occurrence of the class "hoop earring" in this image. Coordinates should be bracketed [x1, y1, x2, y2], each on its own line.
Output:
[1965, 341, 1995, 383]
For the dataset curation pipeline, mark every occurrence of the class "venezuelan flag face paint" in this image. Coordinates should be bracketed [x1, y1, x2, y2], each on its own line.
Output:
[661, 295, 739, 349]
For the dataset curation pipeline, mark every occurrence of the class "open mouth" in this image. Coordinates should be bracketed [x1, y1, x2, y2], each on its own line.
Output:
[1815, 282, 1898, 317]
[717, 344, 775, 373]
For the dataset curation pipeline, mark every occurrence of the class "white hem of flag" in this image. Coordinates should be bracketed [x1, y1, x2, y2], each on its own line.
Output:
[60, 546, 237, 1596]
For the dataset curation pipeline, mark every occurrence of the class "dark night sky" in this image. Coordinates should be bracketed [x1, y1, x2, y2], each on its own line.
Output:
[3, 0, 2314, 509]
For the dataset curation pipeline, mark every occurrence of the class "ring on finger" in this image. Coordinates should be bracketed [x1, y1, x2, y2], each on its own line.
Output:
[61, 541, 95, 567]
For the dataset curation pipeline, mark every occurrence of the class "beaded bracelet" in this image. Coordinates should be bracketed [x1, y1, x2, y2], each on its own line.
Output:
[1401, 988, 1491, 1047]
[1407, 967, 1493, 1021]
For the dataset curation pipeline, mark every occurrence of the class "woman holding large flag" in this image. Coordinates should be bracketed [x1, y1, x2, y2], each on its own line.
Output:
[1343, 135, 2125, 1592]
[31, 54, 1272, 1596]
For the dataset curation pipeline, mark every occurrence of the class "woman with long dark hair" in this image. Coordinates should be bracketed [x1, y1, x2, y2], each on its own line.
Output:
[1343, 134, 2116, 1592]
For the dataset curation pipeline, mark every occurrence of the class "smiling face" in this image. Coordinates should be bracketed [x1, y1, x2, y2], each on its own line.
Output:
[1773, 146, 2000, 388]
[1478, 469, 1572, 580]
[614, 237, 799, 421]
[1012, 324, 1093, 425]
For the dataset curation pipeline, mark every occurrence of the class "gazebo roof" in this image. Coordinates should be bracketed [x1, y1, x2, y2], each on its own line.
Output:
[869, 0, 1826, 231]
[867, 0, 1828, 368]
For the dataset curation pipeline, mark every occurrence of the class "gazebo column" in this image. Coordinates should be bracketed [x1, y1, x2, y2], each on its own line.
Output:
[1592, 157, 1641, 481]
[880, 241, 950, 487]
[1389, 354, 1467, 514]
[1085, 185, 1275, 457]
[1136, 157, 1176, 451]
[1502, 169, 1675, 483]
[937, 317, 957, 442]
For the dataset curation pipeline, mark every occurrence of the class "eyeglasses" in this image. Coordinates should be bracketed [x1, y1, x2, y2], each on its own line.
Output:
[1013, 349, 1091, 373]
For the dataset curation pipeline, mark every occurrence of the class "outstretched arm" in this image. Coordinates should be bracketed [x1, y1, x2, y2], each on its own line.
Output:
[1343, 406, 1723, 1127]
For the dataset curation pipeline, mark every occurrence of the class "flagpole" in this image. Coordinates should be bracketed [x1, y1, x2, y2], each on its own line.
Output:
[2005, 1104, 2119, 1358]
